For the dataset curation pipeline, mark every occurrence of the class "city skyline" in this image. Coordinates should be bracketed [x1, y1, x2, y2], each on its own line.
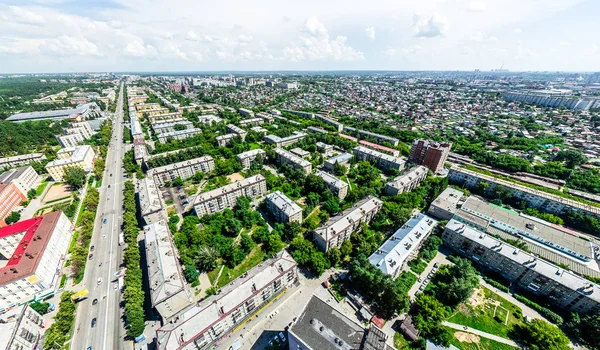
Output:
[0, 0, 598, 73]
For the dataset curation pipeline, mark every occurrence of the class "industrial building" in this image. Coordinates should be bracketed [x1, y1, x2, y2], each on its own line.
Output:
[148, 156, 215, 187]
[384, 166, 428, 196]
[155, 250, 298, 350]
[6, 102, 101, 122]
[45, 145, 95, 181]
[313, 196, 383, 252]
[144, 221, 192, 322]
[315, 170, 349, 200]
[194, 175, 267, 217]
[265, 191, 302, 224]
[157, 128, 202, 144]
[236, 149, 266, 170]
[275, 148, 312, 174]
[353, 146, 406, 172]
[409, 139, 451, 174]
[369, 213, 438, 278]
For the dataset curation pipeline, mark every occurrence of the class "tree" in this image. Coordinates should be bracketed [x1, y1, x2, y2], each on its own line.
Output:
[327, 247, 342, 267]
[555, 150, 587, 168]
[264, 234, 284, 256]
[413, 294, 451, 346]
[29, 301, 50, 315]
[183, 263, 199, 283]
[63, 167, 87, 190]
[196, 246, 218, 273]
[193, 171, 204, 184]
[510, 319, 570, 350]
[27, 188, 37, 200]
[172, 177, 184, 187]
[340, 240, 352, 258]
[323, 197, 341, 215]
[428, 257, 479, 306]
[5, 211, 20, 225]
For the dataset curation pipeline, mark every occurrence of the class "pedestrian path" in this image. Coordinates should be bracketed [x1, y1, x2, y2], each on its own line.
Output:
[443, 321, 520, 348]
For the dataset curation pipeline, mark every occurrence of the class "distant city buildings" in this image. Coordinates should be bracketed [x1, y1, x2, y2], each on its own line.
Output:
[408, 139, 451, 174]
[6, 102, 101, 122]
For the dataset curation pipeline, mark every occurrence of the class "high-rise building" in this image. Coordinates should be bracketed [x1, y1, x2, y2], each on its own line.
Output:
[408, 139, 452, 174]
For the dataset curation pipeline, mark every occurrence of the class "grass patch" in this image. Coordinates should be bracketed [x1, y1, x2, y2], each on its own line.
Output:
[393, 332, 422, 350]
[447, 286, 523, 338]
[43, 195, 71, 205]
[68, 230, 79, 253]
[95, 179, 102, 188]
[448, 329, 519, 350]
[207, 267, 221, 286]
[408, 258, 428, 275]
[59, 274, 67, 289]
[75, 199, 86, 226]
[216, 247, 266, 288]
[35, 180, 49, 196]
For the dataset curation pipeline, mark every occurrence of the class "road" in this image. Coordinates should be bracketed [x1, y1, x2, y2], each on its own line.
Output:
[71, 82, 127, 350]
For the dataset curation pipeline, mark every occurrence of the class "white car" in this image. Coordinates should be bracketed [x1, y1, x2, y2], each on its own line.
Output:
[97, 278, 103, 285]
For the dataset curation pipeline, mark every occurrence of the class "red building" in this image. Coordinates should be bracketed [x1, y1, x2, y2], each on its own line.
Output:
[408, 139, 452, 174]
[0, 183, 26, 226]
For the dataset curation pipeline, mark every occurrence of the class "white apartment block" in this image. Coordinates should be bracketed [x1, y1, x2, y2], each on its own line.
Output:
[316, 142, 333, 153]
[152, 120, 194, 134]
[145, 221, 192, 321]
[148, 156, 215, 187]
[138, 177, 166, 225]
[236, 149, 266, 170]
[156, 250, 298, 350]
[239, 118, 263, 127]
[353, 146, 406, 172]
[45, 145, 95, 181]
[384, 165, 428, 196]
[226, 124, 247, 141]
[194, 175, 267, 218]
[0, 154, 46, 170]
[216, 134, 237, 147]
[0, 304, 45, 350]
[266, 191, 302, 224]
[56, 133, 84, 148]
[264, 131, 306, 148]
[324, 153, 353, 172]
[238, 108, 254, 117]
[197, 115, 223, 124]
[290, 147, 310, 159]
[68, 120, 94, 139]
[157, 128, 202, 144]
[313, 196, 383, 252]
[275, 148, 312, 174]
[250, 126, 268, 134]
[0, 211, 73, 312]
[256, 112, 274, 123]
[0, 166, 39, 198]
[315, 170, 349, 200]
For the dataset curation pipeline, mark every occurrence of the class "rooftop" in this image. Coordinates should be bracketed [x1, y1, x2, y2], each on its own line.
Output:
[138, 178, 163, 216]
[236, 149, 265, 160]
[315, 170, 348, 190]
[0, 166, 36, 184]
[314, 196, 383, 242]
[150, 156, 214, 175]
[430, 187, 465, 213]
[266, 191, 302, 217]
[158, 128, 202, 139]
[6, 103, 97, 122]
[275, 148, 312, 168]
[386, 166, 428, 190]
[194, 175, 265, 204]
[46, 145, 93, 168]
[354, 146, 406, 166]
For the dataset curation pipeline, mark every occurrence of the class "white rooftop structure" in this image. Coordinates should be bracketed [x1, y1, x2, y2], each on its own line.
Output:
[45, 145, 94, 169]
[369, 213, 438, 278]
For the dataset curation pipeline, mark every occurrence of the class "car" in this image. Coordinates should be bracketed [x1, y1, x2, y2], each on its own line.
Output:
[87, 347, 92, 350]
[97, 278, 102, 285]
[91, 318, 97, 328]
[88, 254, 93, 260]
[90, 245, 95, 251]
[273, 335, 281, 343]
[108, 184, 111, 188]
[279, 332, 287, 342]
[418, 277, 422, 282]
[103, 218, 107, 224]
[110, 174, 113, 177]
[434, 262, 439, 268]
[92, 298, 98, 305]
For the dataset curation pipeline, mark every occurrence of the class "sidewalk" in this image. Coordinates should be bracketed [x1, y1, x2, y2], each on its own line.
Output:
[443, 321, 520, 347]
[478, 278, 547, 322]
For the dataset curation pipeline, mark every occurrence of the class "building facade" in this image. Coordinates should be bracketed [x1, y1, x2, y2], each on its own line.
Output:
[0, 183, 26, 227]
[0, 154, 46, 171]
[408, 139, 451, 174]
[264, 131, 306, 148]
[157, 128, 202, 144]
[236, 149, 266, 170]
[265, 191, 302, 224]
[353, 146, 406, 172]
[45, 145, 95, 181]
[384, 166, 428, 196]
[0, 166, 38, 198]
[148, 156, 215, 187]
[274, 148, 312, 174]
[315, 170, 349, 200]
[194, 175, 267, 217]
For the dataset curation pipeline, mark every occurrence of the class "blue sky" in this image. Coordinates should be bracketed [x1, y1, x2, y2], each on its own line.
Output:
[0, 0, 598, 73]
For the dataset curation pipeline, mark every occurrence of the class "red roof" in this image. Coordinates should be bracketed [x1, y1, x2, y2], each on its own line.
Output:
[359, 140, 397, 154]
[371, 315, 385, 329]
[0, 211, 63, 285]
[339, 133, 357, 142]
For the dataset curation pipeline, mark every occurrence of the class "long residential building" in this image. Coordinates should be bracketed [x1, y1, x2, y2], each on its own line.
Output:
[343, 126, 399, 146]
[274, 148, 312, 174]
[0, 154, 46, 170]
[0, 304, 45, 350]
[45, 145, 95, 181]
[265, 191, 302, 224]
[448, 166, 600, 219]
[264, 131, 306, 147]
[353, 146, 406, 172]
[369, 213, 438, 278]
[443, 218, 600, 314]
[226, 124, 247, 141]
[384, 166, 428, 196]
[0, 183, 26, 227]
[313, 196, 383, 252]
[503, 91, 600, 111]
[238, 108, 254, 117]
[152, 120, 194, 134]
[315, 170, 349, 200]
[315, 114, 343, 132]
[427, 187, 467, 220]
[157, 128, 202, 144]
[144, 221, 192, 322]
[156, 250, 298, 350]
[236, 149, 265, 170]
[57, 120, 95, 148]
[148, 156, 215, 187]
[239, 118, 263, 127]
[197, 115, 223, 125]
[0, 166, 38, 198]
[138, 177, 166, 226]
[324, 152, 353, 172]
[194, 175, 267, 217]
[0, 212, 73, 312]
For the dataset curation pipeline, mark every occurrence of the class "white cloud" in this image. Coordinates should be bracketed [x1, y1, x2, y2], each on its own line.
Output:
[39, 35, 102, 56]
[413, 14, 447, 38]
[559, 41, 569, 46]
[284, 17, 364, 61]
[125, 40, 156, 57]
[468, 1, 487, 12]
[365, 26, 376, 40]
[514, 28, 522, 33]
[185, 31, 200, 41]
[2, 6, 46, 25]
[238, 34, 253, 43]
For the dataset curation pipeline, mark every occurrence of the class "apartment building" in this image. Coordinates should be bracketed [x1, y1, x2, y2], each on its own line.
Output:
[134, 141, 149, 166]
[148, 156, 215, 187]
[56, 133, 84, 148]
[239, 118, 263, 127]
[197, 115, 223, 125]
[290, 147, 310, 159]
[238, 108, 254, 117]
[216, 134, 237, 147]
[315, 114, 343, 132]
[324, 153, 353, 172]
[148, 112, 184, 123]
[315, 170, 349, 200]
[157, 128, 202, 144]
[236, 149, 266, 170]
[250, 126, 268, 134]
[138, 178, 166, 226]
[0, 304, 45, 350]
[313, 196, 383, 252]
[306, 126, 329, 134]
[226, 124, 247, 141]
[427, 187, 466, 220]
[274, 148, 312, 174]
[57, 120, 94, 148]
[144, 221, 192, 322]
[264, 131, 306, 147]
[45, 145, 95, 181]
[443, 219, 600, 314]
[266, 191, 302, 224]
[384, 166, 428, 196]
[359, 140, 400, 157]
[316, 142, 333, 153]
[353, 146, 406, 172]
[0, 212, 73, 312]
[0, 154, 46, 170]
[0, 166, 38, 198]
[152, 120, 194, 134]
[369, 213, 438, 278]
[343, 126, 399, 146]
[194, 175, 267, 217]
[256, 112, 274, 123]
[0, 184, 26, 227]
[156, 250, 298, 350]
[448, 166, 600, 219]
[409, 139, 452, 174]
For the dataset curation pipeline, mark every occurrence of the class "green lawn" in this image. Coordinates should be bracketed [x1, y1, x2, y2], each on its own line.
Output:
[409, 258, 428, 274]
[393, 332, 422, 350]
[95, 179, 102, 188]
[447, 286, 523, 338]
[448, 329, 519, 350]
[36, 180, 49, 196]
[216, 247, 266, 288]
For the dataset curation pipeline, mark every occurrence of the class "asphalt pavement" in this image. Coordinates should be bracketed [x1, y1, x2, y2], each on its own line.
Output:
[71, 82, 127, 350]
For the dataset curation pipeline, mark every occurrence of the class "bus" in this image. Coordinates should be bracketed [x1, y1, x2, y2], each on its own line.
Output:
[119, 233, 125, 246]
[117, 276, 124, 293]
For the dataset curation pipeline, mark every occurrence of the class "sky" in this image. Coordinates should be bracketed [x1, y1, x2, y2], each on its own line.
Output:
[0, 0, 598, 73]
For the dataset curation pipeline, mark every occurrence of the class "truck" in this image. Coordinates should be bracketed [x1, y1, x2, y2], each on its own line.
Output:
[71, 289, 89, 302]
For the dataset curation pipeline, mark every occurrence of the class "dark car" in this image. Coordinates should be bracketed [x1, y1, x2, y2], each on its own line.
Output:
[90, 245, 95, 252]
[92, 298, 98, 305]
[88, 254, 93, 260]
[91, 318, 97, 328]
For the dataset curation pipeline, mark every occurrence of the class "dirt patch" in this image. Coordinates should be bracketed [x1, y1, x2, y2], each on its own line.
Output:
[43, 184, 72, 203]
[469, 286, 486, 308]
[227, 173, 244, 182]
[454, 331, 480, 343]
[296, 197, 306, 206]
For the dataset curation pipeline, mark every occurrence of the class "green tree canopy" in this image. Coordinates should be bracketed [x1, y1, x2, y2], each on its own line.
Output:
[63, 166, 87, 190]
[510, 319, 570, 350]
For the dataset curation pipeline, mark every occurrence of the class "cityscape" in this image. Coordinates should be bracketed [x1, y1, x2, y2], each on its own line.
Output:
[0, 1, 599, 350]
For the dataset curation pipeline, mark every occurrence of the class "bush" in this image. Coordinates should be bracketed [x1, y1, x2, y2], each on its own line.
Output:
[483, 276, 510, 292]
[514, 294, 564, 326]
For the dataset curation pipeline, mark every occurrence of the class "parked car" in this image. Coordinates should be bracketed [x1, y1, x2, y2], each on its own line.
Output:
[434, 262, 440, 268]
[90, 245, 95, 251]
[97, 278, 102, 285]
[279, 332, 287, 342]
[92, 299, 98, 305]
[91, 318, 97, 328]
[88, 254, 93, 260]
